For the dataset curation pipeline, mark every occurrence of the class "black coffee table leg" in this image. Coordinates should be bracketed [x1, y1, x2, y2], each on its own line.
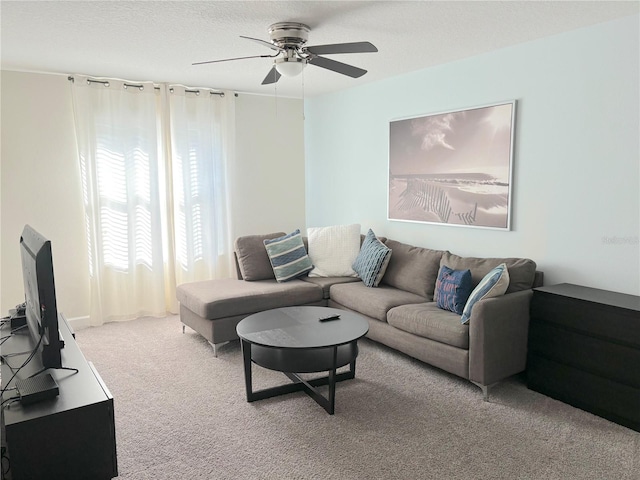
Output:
[241, 339, 253, 401]
[327, 346, 338, 414]
[241, 342, 359, 414]
[286, 345, 338, 414]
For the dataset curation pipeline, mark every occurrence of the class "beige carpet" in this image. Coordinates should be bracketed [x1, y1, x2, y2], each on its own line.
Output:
[75, 315, 639, 480]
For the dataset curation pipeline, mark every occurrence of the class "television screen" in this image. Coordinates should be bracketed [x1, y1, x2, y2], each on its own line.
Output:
[20, 225, 62, 369]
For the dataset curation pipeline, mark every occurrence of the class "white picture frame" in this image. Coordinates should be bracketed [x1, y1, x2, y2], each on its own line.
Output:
[388, 100, 516, 230]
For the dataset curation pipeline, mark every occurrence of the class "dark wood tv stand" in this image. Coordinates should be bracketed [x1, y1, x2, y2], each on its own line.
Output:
[1, 313, 118, 479]
[527, 283, 640, 432]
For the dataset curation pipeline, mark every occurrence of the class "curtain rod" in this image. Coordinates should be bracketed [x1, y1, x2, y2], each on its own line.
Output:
[67, 75, 225, 97]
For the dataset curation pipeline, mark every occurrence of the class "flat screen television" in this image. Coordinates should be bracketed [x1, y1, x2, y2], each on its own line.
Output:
[20, 225, 63, 369]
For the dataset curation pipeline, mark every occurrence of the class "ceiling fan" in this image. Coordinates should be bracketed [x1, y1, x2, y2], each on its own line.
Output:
[193, 22, 378, 85]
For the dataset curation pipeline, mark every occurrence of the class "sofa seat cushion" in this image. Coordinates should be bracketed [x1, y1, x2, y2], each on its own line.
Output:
[176, 278, 323, 320]
[330, 282, 427, 322]
[300, 276, 361, 299]
[387, 303, 469, 349]
[440, 252, 536, 294]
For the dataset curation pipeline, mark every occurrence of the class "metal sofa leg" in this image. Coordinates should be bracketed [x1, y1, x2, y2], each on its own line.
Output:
[208, 341, 229, 358]
[480, 384, 489, 402]
[181, 317, 228, 357]
[471, 381, 492, 401]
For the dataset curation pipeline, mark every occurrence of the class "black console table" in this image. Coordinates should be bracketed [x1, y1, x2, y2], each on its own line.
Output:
[1, 314, 118, 479]
[527, 283, 640, 432]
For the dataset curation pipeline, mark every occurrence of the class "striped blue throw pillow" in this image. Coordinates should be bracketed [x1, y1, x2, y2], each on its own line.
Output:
[460, 263, 510, 324]
[352, 229, 392, 287]
[263, 229, 313, 282]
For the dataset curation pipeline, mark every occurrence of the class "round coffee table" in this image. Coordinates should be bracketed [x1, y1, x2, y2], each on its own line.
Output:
[236, 306, 369, 414]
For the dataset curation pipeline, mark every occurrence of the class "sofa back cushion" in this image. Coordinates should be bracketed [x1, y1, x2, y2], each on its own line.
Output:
[235, 232, 286, 281]
[440, 252, 536, 293]
[381, 240, 444, 299]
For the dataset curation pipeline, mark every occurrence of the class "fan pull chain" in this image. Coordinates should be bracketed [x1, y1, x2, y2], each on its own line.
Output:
[274, 74, 278, 118]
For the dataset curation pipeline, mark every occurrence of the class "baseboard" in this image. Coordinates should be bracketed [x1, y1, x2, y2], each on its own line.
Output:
[67, 315, 91, 331]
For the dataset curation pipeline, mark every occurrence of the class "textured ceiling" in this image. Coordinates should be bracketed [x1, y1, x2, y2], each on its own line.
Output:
[1, 1, 638, 98]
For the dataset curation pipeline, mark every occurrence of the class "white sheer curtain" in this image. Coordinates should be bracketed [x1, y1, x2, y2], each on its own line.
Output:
[71, 76, 234, 325]
[167, 85, 234, 287]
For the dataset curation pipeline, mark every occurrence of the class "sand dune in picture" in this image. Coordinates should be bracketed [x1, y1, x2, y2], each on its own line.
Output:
[389, 174, 509, 228]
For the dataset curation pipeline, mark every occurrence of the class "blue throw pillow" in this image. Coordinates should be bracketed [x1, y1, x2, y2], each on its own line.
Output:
[352, 229, 392, 287]
[435, 265, 473, 315]
[263, 229, 313, 282]
[460, 263, 510, 324]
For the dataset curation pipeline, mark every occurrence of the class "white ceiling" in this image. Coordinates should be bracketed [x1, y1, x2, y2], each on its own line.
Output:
[2, 1, 638, 98]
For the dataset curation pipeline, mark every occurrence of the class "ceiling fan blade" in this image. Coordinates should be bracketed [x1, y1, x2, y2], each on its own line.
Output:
[240, 35, 284, 53]
[308, 56, 367, 78]
[192, 54, 276, 66]
[304, 41, 378, 55]
[261, 66, 281, 85]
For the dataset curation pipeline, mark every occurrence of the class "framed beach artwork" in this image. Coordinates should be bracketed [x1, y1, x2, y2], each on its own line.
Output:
[388, 101, 516, 230]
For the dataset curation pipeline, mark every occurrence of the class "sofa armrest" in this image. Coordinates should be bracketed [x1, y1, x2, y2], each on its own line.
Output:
[468, 289, 533, 386]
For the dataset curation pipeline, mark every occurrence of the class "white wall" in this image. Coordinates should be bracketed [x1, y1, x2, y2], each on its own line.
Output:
[305, 15, 640, 295]
[0, 71, 305, 322]
[231, 94, 306, 238]
[0, 71, 91, 321]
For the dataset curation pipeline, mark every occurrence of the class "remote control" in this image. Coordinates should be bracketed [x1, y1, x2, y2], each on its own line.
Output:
[319, 314, 341, 322]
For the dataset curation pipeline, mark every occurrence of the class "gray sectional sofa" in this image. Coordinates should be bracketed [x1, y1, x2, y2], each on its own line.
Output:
[176, 232, 542, 399]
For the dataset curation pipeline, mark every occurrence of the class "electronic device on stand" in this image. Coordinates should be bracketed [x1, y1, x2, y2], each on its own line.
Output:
[1, 225, 117, 480]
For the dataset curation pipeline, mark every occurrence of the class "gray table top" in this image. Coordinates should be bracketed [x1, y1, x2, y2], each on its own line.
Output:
[236, 306, 369, 349]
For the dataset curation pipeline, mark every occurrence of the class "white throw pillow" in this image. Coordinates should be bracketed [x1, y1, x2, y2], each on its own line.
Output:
[307, 224, 361, 277]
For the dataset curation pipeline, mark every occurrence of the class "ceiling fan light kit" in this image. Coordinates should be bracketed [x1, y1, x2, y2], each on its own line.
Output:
[275, 57, 306, 77]
[193, 21, 378, 86]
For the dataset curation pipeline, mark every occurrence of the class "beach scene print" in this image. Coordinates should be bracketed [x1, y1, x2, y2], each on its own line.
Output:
[389, 102, 514, 229]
